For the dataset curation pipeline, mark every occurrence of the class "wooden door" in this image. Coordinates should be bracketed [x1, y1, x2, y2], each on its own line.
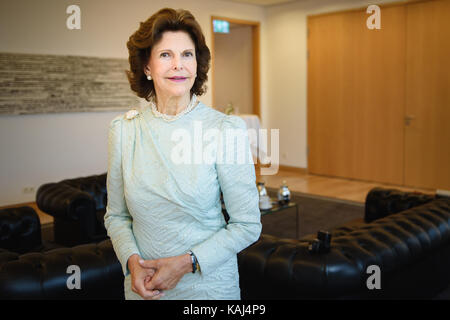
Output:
[211, 17, 261, 117]
[307, 5, 406, 185]
[405, 0, 450, 190]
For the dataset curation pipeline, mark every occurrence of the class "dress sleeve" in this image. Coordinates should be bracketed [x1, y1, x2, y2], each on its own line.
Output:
[191, 115, 262, 275]
[104, 115, 141, 276]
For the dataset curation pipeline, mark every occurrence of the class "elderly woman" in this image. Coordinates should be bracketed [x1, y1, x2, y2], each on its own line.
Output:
[104, 8, 261, 300]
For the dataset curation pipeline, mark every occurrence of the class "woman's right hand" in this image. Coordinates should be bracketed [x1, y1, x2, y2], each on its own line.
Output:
[128, 254, 165, 300]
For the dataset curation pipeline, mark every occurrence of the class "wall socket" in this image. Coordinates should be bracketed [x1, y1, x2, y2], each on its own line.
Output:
[22, 187, 35, 194]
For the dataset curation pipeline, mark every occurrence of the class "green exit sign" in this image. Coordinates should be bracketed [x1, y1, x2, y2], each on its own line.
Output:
[213, 20, 230, 33]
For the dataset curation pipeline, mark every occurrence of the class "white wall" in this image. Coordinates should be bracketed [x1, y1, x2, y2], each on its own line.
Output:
[0, 0, 403, 205]
[0, 0, 265, 206]
[214, 25, 253, 114]
[262, 0, 399, 168]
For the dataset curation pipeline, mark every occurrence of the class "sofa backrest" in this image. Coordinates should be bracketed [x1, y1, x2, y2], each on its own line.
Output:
[365, 187, 435, 223]
[60, 173, 107, 211]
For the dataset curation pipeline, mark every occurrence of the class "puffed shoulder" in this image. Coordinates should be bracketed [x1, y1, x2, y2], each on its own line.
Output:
[109, 108, 141, 129]
[109, 114, 123, 130]
[220, 114, 247, 131]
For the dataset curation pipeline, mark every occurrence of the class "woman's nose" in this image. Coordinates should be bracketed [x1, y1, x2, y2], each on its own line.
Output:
[172, 56, 183, 70]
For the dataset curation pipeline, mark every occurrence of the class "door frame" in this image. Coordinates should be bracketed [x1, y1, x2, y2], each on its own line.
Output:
[210, 16, 260, 117]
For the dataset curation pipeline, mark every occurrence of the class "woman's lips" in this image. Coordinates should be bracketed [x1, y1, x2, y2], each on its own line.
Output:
[168, 76, 187, 82]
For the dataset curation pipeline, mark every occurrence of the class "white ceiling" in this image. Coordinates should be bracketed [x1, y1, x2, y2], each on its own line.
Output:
[218, 0, 300, 6]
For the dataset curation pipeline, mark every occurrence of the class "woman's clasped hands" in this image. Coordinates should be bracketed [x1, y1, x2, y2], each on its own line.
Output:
[128, 253, 193, 300]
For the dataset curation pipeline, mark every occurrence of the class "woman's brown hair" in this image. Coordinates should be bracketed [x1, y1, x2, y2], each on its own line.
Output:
[125, 8, 211, 101]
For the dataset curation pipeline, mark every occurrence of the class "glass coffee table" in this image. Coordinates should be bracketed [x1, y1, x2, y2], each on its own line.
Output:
[221, 197, 299, 239]
[260, 198, 299, 239]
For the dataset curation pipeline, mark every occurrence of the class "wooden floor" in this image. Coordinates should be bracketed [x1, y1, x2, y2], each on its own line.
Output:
[1, 169, 435, 226]
[256, 168, 435, 203]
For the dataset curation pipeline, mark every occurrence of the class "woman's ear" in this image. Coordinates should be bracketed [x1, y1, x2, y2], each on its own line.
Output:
[144, 66, 151, 76]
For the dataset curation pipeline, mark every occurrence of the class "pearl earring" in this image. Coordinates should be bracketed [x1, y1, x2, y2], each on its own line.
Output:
[147, 74, 152, 81]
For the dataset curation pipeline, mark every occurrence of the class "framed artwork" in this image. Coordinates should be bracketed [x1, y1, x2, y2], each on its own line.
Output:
[0, 52, 140, 115]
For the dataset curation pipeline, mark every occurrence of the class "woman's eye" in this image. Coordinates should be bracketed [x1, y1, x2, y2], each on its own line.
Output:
[184, 51, 194, 57]
[160, 52, 170, 58]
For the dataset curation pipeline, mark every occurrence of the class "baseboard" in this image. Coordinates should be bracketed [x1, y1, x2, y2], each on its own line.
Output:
[254, 163, 308, 174]
[278, 165, 308, 174]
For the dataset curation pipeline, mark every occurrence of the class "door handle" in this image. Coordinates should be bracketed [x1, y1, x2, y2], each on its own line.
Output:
[405, 115, 416, 126]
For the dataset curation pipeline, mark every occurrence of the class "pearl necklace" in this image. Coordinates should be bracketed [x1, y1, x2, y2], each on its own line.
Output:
[150, 94, 199, 122]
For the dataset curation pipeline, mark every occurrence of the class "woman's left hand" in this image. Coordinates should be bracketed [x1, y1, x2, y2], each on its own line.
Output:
[139, 253, 192, 292]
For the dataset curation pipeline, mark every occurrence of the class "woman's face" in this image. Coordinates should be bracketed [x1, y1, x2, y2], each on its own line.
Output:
[146, 31, 197, 101]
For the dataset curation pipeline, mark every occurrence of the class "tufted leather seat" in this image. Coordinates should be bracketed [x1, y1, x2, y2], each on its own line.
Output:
[0, 240, 123, 299]
[36, 173, 108, 247]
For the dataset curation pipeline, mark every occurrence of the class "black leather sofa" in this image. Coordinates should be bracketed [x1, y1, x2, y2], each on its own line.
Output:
[0, 240, 122, 300]
[1, 187, 449, 299]
[239, 188, 450, 299]
[35, 174, 108, 247]
[0, 205, 121, 299]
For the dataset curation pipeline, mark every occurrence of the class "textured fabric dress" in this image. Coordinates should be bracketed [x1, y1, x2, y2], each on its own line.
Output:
[104, 95, 262, 300]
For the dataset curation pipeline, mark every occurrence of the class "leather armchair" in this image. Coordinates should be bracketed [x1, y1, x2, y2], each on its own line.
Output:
[36, 173, 108, 247]
[36, 173, 231, 246]
[0, 206, 63, 254]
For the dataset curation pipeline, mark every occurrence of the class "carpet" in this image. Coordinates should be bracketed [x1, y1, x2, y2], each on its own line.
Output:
[261, 188, 365, 239]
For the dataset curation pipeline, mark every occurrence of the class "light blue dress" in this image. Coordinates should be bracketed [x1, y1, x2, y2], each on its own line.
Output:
[104, 95, 262, 300]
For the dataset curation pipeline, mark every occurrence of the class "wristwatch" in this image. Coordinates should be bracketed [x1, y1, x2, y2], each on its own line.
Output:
[188, 250, 200, 274]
